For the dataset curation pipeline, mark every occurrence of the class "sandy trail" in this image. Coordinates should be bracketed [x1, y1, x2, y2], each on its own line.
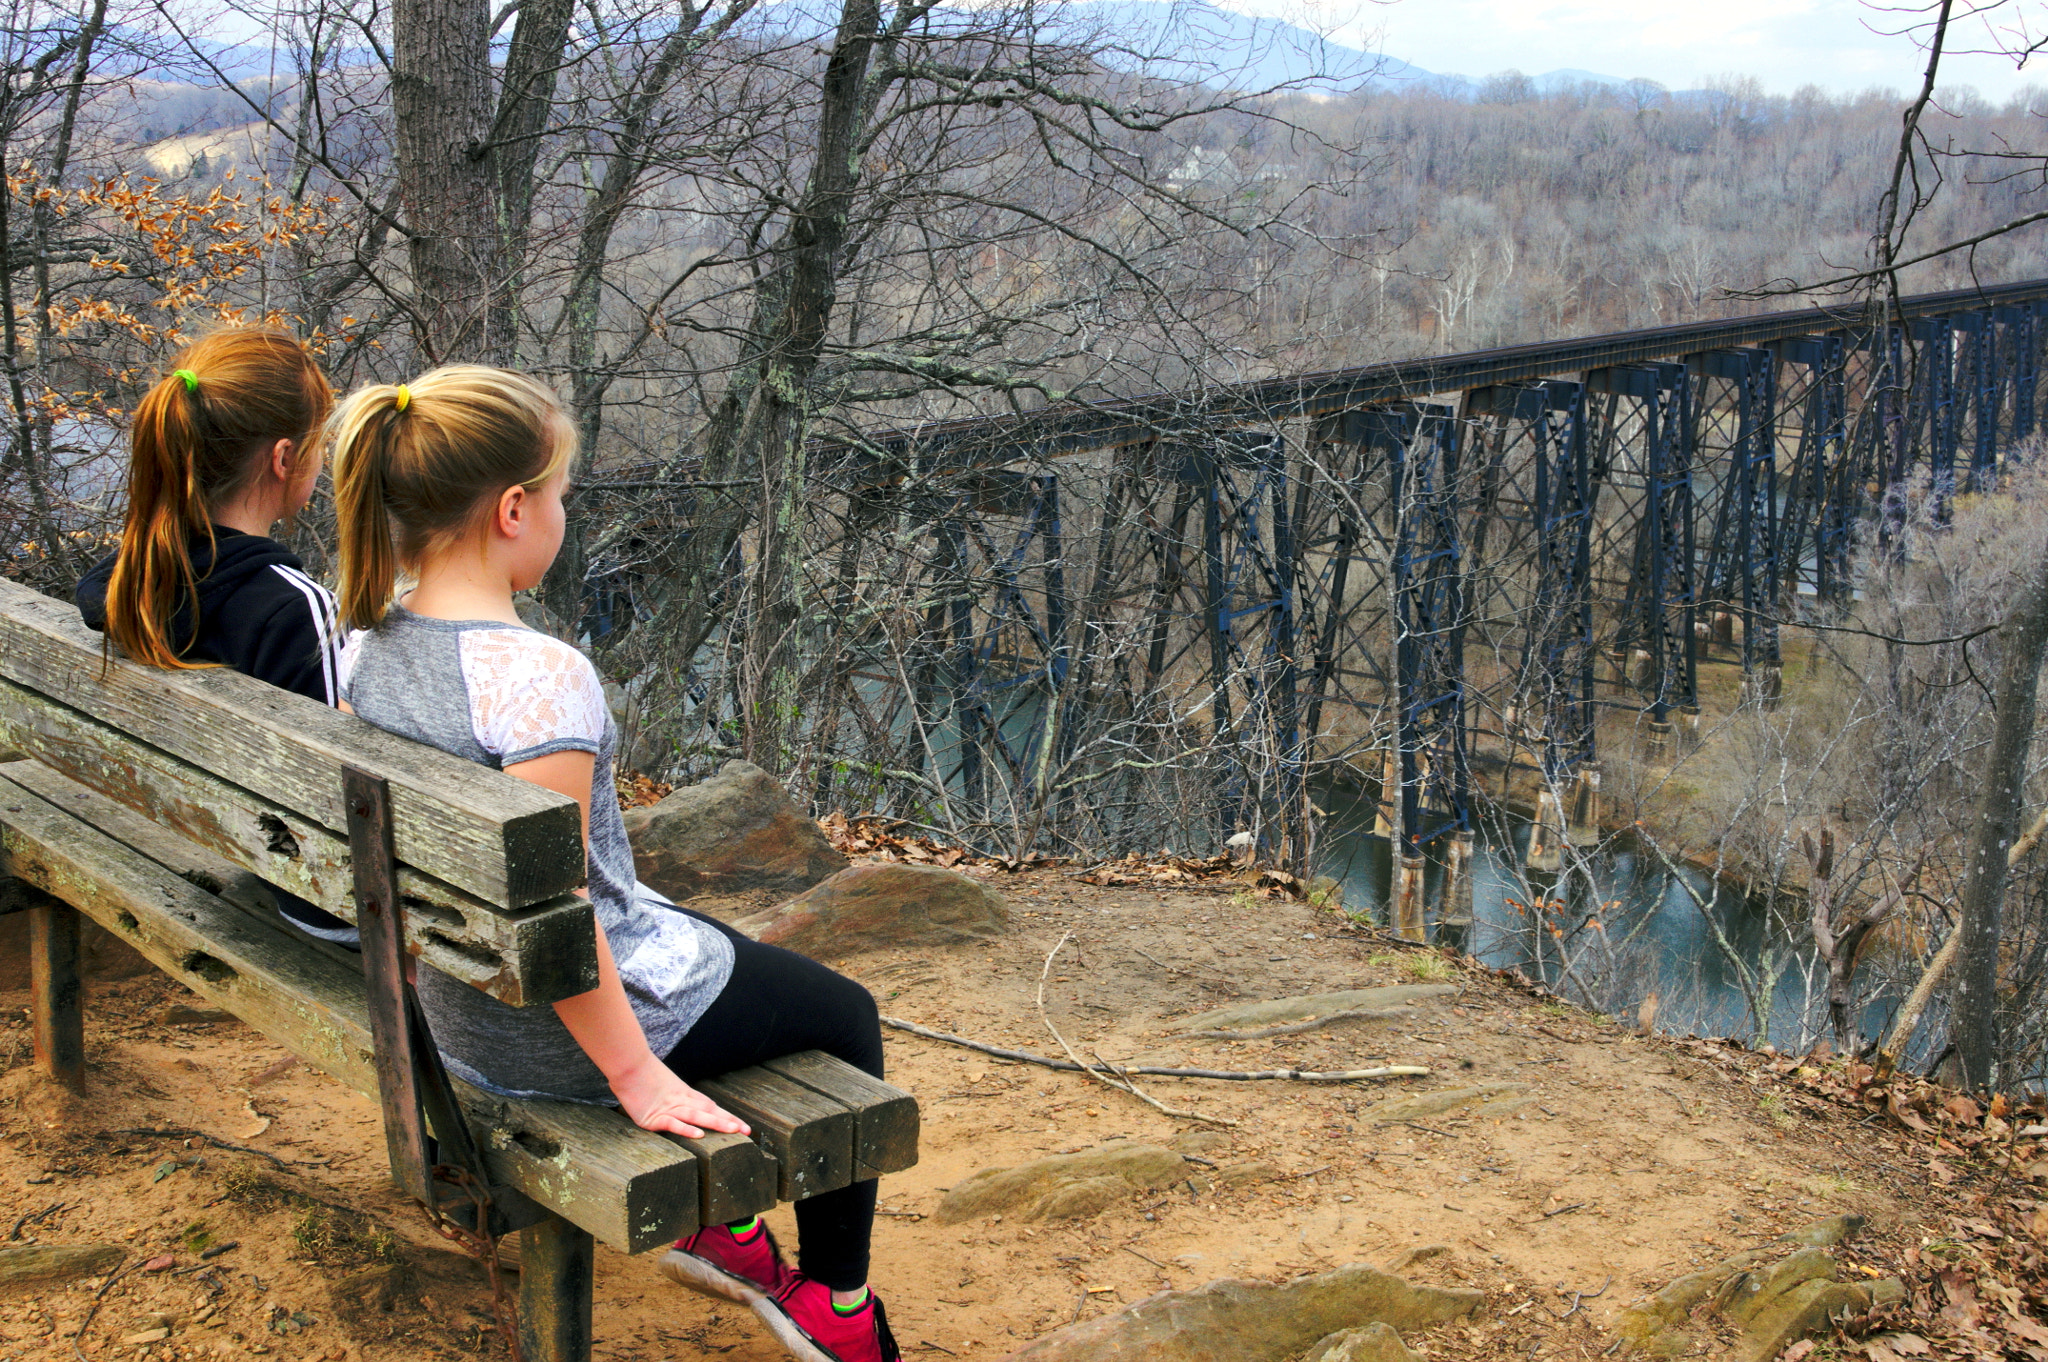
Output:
[0, 868, 1932, 1361]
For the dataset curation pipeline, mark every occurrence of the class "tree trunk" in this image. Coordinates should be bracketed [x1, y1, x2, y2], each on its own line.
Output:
[486, 0, 576, 362]
[1953, 536, 2048, 1090]
[392, 0, 499, 361]
[641, 0, 889, 770]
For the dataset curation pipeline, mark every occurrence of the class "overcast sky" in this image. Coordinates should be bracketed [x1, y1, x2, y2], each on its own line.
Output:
[1220, 0, 2045, 102]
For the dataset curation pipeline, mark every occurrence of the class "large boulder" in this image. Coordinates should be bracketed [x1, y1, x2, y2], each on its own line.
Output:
[1002, 1264, 1481, 1362]
[732, 863, 1008, 959]
[622, 761, 846, 900]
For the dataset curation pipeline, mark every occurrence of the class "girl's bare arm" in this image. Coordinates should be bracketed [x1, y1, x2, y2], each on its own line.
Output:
[506, 749, 748, 1139]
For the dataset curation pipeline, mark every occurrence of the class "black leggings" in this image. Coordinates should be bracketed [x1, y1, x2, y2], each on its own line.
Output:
[662, 907, 883, 1291]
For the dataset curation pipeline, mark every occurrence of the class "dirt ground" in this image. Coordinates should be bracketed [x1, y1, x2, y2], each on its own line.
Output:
[0, 867, 1965, 1362]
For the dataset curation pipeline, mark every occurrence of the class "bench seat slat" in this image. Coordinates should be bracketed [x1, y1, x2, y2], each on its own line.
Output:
[0, 578, 582, 910]
[0, 765, 708, 1252]
[0, 682, 597, 1007]
[760, 1052, 920, 1178]
[697, 1068, 856, 1203]
[664, 1130, 780, 1226]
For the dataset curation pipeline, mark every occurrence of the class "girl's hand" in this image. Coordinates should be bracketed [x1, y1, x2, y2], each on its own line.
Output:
[609, 1052, 751, 1139]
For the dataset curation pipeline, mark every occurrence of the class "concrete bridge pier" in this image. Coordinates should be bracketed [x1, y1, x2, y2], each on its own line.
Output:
[1565, 763, 1602, 847]
[1437, 830, 1476, 951]
[1526, 786, 1566, 876]
[1392, 854, 1428, 942]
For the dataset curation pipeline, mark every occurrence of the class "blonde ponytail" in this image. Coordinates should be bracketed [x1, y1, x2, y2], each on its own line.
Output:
[329, 366, 576, 632]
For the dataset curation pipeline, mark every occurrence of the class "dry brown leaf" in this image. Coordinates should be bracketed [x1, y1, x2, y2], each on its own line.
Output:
[1939, 1267, 1981, 1331]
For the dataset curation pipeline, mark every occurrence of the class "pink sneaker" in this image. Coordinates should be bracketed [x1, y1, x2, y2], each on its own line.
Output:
[753, 1276, 901, 1362]
[660, 1220, 794, 1305]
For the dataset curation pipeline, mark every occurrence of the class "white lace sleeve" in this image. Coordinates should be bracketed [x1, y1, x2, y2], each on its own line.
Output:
[337, 630, 365, 704]
[457, 630, 609, 765]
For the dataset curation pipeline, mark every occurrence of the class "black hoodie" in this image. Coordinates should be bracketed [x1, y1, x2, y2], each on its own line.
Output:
[76, 528, 358, 944]
[76, 526, 342, 707]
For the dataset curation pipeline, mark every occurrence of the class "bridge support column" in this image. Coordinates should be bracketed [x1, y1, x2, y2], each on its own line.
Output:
[1393, 854, 1427, 942]
[1526, 787, 1566, 876]
[1372, 747, 1398, 841]
[1565, 762, 1602, 847]
[1743, 662, 1783, 709]
[1437, 831, 1475, 952]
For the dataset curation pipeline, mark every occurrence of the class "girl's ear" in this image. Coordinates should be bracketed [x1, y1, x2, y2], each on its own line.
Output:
[496, 483, 529, 538]
[267, 438, 296, 482]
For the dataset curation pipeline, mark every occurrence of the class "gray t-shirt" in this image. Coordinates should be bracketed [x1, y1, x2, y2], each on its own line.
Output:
[339, 605, 734, 1103]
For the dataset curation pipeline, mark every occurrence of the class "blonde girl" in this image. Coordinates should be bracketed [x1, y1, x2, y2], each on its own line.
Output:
[329, 367, 898, 1362]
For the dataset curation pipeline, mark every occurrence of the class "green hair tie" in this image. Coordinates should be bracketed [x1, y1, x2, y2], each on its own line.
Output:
[172, 369, 198, 393]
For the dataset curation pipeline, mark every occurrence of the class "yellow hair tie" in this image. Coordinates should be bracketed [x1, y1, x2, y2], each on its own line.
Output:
[172, 369, 198, 392]
[393, 384, 410, 413]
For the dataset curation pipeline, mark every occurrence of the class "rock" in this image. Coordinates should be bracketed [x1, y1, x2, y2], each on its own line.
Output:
[1175, 986, 1457, 1034]
[118, 1328, 172, 1345]
[1361, 1083, 1530, 1123]
[623, 760, 847, 899]
[0, 1244, 124, 1288]
[934, 1144, 1185, 1225]
[735, 863, 1008, 959]
[1001, 1263, 1482, 1362]
[1868, 1277, 1906, 1308]
[1215, 1161, 1281, 1189]
[1381, 1245, 1449, 1275]
[1309, 1323, 1417, 1362]
[1777, 1213, 1866, 1248]
[1031, 1176, 1138, 1222]
[1737, 1280, 1873, 1362]
[1170, 1131, 1231, 1157]
[156, 1004, 233, 1027]
[1721, 1248, 1836, 1325]
[1615, 1249, 1775, 1343]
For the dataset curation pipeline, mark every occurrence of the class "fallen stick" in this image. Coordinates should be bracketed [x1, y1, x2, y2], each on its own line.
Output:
[1170, 1007, 1413, 1041]
[879, 1015, 1429, 1083]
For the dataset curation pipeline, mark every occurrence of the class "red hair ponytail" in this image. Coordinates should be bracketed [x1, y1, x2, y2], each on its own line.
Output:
[103, 329, 332, 669]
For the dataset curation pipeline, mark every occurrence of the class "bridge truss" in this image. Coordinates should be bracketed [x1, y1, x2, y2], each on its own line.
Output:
[597, 280, 2048, 877]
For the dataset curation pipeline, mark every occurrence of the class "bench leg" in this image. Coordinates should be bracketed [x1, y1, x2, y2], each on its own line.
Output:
[517, 1215, 593, 1362]
[28, 893, 83, 1090]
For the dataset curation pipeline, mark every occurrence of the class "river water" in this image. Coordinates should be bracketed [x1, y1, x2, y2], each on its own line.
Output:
[1316, 787, 1851, 1046]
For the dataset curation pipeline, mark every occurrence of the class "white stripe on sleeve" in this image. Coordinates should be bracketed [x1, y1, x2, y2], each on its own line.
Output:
[270, 564, 339, 707]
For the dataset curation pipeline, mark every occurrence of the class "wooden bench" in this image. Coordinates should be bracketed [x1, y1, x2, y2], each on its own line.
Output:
[0, 576, 917, 1361]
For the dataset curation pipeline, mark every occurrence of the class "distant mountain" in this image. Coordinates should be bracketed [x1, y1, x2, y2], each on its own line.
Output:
[109, 1, 1660, 121]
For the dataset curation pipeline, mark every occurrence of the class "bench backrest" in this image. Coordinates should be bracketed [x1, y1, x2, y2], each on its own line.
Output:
[0, 576, 594, 1006]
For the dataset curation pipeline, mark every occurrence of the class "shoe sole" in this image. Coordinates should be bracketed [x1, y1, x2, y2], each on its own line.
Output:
[749, 1295, 844, 1362]
[659, 1248, 769, 1307]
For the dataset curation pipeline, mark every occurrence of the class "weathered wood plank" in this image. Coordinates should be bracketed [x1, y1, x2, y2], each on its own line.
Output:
[761, 1052, 920, 1179]
[697, 1067, 855, 1203]
[666, 1132, 778, 1227]
[0, 577, 581, 909]
[0, 767, 699, 1253]
[0, 701, 597, 1006]
[28, 890, 83, 1090]
[517, 1217, 594, 1362]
